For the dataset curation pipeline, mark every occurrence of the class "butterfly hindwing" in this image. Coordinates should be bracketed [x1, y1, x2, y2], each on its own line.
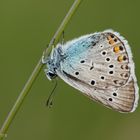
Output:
[44, 30, 139, 113]
[55, 30, 138, 113]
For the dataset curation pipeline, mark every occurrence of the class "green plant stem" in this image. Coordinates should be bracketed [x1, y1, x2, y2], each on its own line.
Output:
[43, 0, 82, 61]
[0, 0, 82, 139]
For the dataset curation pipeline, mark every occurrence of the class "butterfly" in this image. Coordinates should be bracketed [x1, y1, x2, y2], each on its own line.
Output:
[42, 30, 139, 113]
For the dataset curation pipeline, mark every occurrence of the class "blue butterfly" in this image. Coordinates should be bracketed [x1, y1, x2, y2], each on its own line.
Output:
[42, 30, 139, 113]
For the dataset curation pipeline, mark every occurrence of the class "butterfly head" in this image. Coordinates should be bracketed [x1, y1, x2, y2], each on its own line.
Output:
[45, 58, 57, 80]
[47, 70, 57, 80]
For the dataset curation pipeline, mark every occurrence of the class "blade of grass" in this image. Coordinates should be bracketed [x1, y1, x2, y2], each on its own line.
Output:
[0, 0, 82, 139]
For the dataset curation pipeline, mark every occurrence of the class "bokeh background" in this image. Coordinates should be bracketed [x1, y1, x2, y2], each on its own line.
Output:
[0, 0, 140, 140]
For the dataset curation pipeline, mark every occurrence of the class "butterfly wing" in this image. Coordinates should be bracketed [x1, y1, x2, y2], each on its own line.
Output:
[56, 30, 139, 113]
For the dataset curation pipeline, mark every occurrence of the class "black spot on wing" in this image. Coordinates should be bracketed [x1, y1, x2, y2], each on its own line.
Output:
[63, 70, 82, 82]
[62, 70, 92, 88]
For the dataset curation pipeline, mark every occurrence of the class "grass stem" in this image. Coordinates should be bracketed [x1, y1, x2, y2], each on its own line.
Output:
[0, 0, 82, 139]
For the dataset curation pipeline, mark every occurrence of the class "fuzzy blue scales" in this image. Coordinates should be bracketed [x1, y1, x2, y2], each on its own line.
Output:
[46, 33, 100, 79]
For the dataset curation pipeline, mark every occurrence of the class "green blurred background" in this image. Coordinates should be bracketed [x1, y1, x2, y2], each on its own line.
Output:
[0, 0, 140, 140]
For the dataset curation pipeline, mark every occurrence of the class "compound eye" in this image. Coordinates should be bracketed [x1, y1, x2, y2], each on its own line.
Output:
[47, 72, 56, 79]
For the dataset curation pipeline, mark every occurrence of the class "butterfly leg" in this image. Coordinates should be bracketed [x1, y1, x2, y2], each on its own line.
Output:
[42, 39, 56, 64]
[62, 30, 65, 45]
[42, 44, 49, 64]
[44, 68, 48, 76]
[58, 30, 65, 45]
